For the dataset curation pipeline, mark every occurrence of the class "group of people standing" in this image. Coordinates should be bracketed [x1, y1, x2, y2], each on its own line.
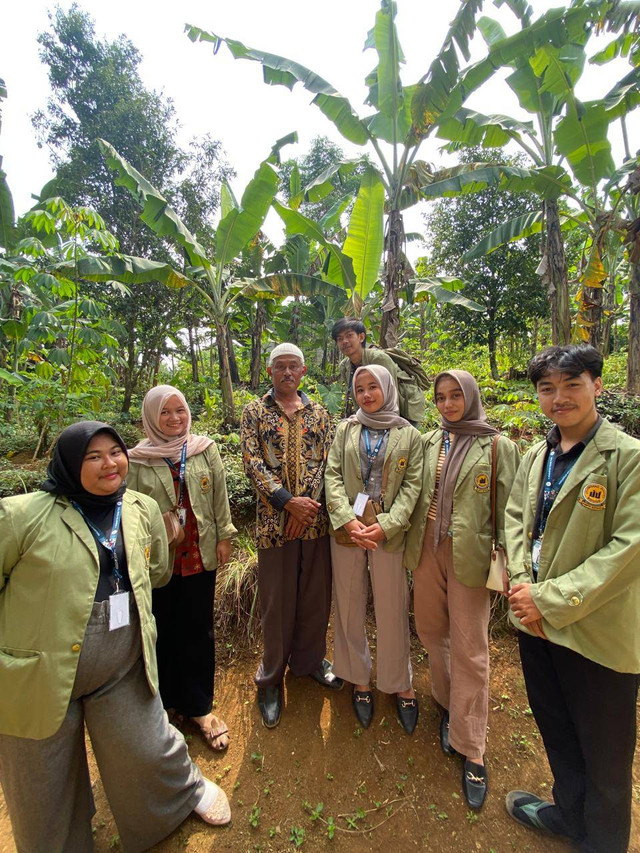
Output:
[0, 317, 638, 853]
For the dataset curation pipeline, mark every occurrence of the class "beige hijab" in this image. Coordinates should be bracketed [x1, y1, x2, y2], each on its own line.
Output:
[128, 385, 213, 465]
[433, 370, 498, 550]
[348, 364, 410, 429]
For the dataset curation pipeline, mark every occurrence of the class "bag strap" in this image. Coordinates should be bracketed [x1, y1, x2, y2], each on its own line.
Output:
[490, 434, 500, 549]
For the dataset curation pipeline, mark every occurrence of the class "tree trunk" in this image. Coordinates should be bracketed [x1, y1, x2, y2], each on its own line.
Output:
[226, 325, 241, 385]
[187, 319, 199, 383]
[288, 296, 301, 345]
[627, 261, 640, 394]
[487, 316, 499, 380]
[542, 200, 571, 345]
[250, 302, 266, 390]
[601, 273, 616, 357]
[215, 320, 237, 426]
[380, 209, 408, 348]
[530, 317, 539, 358]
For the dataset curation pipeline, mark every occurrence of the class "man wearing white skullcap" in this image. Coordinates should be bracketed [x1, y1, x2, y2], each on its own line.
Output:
[241, 343, 342, 728]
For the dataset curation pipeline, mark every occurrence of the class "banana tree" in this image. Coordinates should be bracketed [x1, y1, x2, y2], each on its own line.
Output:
[92, 139, 346, 425]
[425, 0, 640, 345]
[187, 0, 497, 347]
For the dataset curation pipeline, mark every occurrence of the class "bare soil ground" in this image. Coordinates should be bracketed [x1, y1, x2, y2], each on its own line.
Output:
[1, 629, 639, 853]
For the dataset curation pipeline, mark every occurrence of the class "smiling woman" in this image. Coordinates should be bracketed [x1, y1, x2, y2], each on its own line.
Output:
[0, 420, 231, 852]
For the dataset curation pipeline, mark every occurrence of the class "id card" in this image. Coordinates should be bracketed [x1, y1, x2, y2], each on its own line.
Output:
[531, 538, 542, 580]
[353, 492, 370, 517]
[177, 507, 187, 527]
[109, 591, 130, 631]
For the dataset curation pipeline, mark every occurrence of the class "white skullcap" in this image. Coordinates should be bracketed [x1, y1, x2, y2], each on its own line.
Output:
[268, 343, 305, 366]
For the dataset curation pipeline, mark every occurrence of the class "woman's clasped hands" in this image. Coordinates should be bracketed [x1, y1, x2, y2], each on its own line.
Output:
[343, 518, 385, 550]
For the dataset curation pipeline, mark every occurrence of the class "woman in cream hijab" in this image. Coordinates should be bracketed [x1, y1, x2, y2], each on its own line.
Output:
[325, 365, 423, 735]
[129, 385, 236, 751]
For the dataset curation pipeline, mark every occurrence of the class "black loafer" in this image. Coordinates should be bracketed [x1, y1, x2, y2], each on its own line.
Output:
[462, 759, 488, 810]
[396, 695, 419, 735]
[309, 659, 344, 690]
[257, 684, 282, 729]
[440, 711, 457, 756]
[352, 689, 374, 728]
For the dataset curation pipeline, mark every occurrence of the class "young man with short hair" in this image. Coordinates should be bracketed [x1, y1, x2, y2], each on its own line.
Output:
[504, 344, 640, 853]
[332, 318, 400, 418]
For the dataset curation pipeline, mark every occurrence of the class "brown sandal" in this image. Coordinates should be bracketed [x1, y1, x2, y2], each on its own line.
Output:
[196, 715, 230, 752]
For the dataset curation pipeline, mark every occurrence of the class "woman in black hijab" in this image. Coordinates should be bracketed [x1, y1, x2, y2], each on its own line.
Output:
[0, 422, 231, 853]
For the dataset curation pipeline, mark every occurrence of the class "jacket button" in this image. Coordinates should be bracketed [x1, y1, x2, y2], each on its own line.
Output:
[71, 643, 81, 652]
[569, 596, 581, 607]
[527, 531, 532, 539]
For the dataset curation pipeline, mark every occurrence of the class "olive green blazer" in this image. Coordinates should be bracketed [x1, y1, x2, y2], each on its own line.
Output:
[0, 489, 170, 739]
[404, 431, 520, 586]
[324, 420, 423, 551]
[128, 443, 236, 570]
[505, 419, 640, 673]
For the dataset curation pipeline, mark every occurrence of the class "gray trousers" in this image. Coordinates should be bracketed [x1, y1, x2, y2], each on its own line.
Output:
[331, 538, 412, 694]
[0, 600, 205, 853]
[255, 536, 332, 687]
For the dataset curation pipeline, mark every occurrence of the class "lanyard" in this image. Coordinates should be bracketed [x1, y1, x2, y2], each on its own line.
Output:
[442, 429, 451, 457]
[538, 449, 577, 535]
[362, 427, 388, 490]
[73, 499, 124, 591]
[164, 442, 188, 508]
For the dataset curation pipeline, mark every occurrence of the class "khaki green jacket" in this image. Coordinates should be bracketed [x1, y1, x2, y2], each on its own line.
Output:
[404, 431, 520, 586]
[325, 421, 423, 551]
[0, 489, 170, 739]
[128, 444, 236, 570]
[505, 419, 640, 673]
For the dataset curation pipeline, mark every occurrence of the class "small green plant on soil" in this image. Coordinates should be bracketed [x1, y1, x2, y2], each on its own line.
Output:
[326, 815, 337, 840]
[251, 750, 264, 771]
[249, 805, 261, 828]
[289, 825, 306, 847]
[466, 810, 478, 824]
[263, 779, 274, 796]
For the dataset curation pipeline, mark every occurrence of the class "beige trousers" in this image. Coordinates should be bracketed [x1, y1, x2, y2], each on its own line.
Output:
[413, 520, 490, 757]
[331, 538, 412, 694]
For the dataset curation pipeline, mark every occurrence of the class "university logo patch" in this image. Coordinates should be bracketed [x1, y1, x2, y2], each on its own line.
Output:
[474, 472, 490, 493]
[144, 545, 151, 567]
[578, 482, 607, 510]
[396, 457, 407, 472]
[200, 475, 212, 494]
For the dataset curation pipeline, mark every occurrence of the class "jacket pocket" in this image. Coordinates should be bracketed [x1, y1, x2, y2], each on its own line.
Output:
[0, 646, 41, 659]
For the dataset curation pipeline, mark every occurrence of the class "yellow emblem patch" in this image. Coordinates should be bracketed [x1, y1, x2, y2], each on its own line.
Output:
[578, 482, 607, 510]
[200, 475, 212, 494]
[143, 545, 151, 567]
[474, 472, 490, 493]
[396, 457, 407, 472]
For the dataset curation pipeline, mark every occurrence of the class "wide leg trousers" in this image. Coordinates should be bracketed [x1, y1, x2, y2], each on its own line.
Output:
[412, 520, 490, 757]
[0, 601, 204, 853]
[331, 538, 412, 694]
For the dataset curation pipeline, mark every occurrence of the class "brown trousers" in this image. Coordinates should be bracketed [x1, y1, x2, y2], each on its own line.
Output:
[331, 538, 412, 694]
[255, 535, 332, 687]
[413, 520, 490, 757]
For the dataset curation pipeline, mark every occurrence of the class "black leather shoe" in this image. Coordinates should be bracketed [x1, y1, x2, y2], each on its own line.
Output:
[396, 695, 419, 735]
[440, 711, 458, 756]
[309, 659, 344, 690]
[257, 685, 282, 728]
[462, 759, 488, 810]
[352, 689, 374, 728]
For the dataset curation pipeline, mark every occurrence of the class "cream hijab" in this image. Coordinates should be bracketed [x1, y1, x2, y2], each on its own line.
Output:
[128, 385, 213, 465]
[348, 364, 411, 429]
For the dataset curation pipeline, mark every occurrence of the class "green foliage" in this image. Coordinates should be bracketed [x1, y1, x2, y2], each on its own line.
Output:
[0, 460, 47, 498]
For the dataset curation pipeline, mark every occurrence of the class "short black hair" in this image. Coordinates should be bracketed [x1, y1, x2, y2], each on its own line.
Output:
[528, 344, 604, 386]
[331, 317, 367, 343]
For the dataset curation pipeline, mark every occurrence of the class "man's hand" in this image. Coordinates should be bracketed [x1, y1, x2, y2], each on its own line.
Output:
[508, 583, 546, 635]
[285, 496, 320, 525]
[285, 515, 306, 541]
[216, 538, 232, 567]
[343, 518, 378, 551]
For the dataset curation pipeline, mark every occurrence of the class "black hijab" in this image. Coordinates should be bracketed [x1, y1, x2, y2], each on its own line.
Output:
[42, 421, 128, 509]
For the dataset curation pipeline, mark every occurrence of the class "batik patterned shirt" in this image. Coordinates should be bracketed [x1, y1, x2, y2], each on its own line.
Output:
[240, 389, 333, 550]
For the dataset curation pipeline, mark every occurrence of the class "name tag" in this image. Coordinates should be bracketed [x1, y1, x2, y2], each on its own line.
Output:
[109, 591, 130, 631]
[531, 538, 542, 580]
[353, 492, 369, 517]
[177, 507, 187, 527]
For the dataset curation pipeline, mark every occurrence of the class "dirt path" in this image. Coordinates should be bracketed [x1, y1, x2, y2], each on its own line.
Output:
[1, 632, 639, 852]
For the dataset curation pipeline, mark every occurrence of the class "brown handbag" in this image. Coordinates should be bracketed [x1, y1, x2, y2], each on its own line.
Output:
[486, 435, 507, 591]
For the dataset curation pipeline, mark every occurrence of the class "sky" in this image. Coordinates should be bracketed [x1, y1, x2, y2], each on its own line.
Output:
[1, 0, 637, 251]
